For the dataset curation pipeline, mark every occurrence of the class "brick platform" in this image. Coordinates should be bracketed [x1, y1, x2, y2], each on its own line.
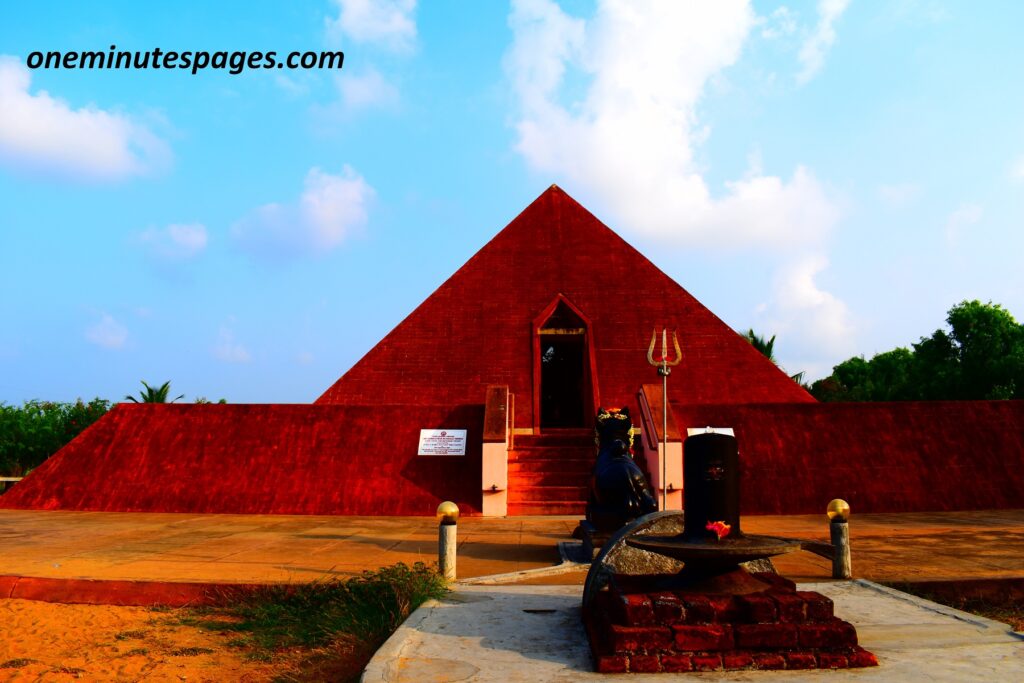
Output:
[584, 573, 879, 673]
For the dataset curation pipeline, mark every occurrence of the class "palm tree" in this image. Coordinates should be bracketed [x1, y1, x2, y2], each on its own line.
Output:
[125, 380, 184, 403]
[745, 329, 805, 385]
[745, 329, 777, 362]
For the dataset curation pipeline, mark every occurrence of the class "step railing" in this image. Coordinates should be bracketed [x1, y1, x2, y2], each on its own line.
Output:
[481, 385, 511, 517]
[637, 384, 683, 510]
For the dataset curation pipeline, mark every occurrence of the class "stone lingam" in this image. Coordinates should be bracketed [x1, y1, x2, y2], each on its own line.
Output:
[626, 430, 799, 594]
[582, 431, 878, 674]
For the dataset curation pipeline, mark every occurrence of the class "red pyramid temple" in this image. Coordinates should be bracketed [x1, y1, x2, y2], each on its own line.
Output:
[3, 186, 1023, 516]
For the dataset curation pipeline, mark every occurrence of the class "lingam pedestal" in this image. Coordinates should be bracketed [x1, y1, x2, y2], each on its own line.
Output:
[583, 432, 878, 673]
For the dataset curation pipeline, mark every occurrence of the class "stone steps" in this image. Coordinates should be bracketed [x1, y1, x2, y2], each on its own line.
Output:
[506, 500, 587, 516]
[506, 430, 594, 516]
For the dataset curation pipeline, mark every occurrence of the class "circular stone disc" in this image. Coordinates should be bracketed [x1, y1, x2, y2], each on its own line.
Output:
[580, 511, 777, 611]
[626, 534, 800, 565]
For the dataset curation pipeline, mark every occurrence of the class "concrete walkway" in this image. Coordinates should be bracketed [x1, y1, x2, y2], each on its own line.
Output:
[363, 581, 1024, 682]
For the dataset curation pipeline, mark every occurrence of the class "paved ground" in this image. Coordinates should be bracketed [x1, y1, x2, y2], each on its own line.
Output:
[362, 581, 1024, 682]
[0, 508, 1022, 586]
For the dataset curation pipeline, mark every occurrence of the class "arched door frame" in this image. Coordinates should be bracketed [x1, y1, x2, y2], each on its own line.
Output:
[531, 294, 601, 433]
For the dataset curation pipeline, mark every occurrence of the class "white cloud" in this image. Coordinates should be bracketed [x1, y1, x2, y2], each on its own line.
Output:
[505, 0, 839, 249]
[797, 0, 851, 84]
[85, 313, 128, 350]
[138, 223, 208, 261]
[758, 253, 856, 379]
[297, 350, 315, 365]
[0, 55, 169, 180]
[1010, 155, 1024, 183]
[336, 68, 399, 111]
[945, 203, 983, 246]
[761, 6, 798, 40]
[878, 182, 921, 207]
[231, 165, 374, 259]
[213, 326, 251, 363]
[326, 0, 417, 52]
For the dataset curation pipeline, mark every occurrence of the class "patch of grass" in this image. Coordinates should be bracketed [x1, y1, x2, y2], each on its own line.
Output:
[186, 562, 446, 682]
[888, 582, 1024, 631]
[244, 650, 274, 663]
[114, 629, 148, 640]
[169, 647, 215, 657]
[0, 659, 36, 669]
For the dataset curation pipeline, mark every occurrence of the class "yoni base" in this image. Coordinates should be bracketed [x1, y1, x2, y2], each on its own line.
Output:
[584, 572, 878, 674]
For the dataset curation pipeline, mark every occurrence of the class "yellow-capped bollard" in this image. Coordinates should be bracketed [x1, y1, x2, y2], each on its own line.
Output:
[827, 499, 852, 579]
[437, 501, 459, 581]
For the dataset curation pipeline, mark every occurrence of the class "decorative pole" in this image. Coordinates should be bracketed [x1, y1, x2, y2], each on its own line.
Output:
[436, 501, 459, 581]
[647, 328, 682, 510]
[827, 498, 852, 579]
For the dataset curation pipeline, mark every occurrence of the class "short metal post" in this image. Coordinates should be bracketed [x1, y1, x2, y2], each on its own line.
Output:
[439, 522, 457, 581]
[830, 520, 851, 579]
[826, 498, 852, 579]
[436, 501, 459, 581]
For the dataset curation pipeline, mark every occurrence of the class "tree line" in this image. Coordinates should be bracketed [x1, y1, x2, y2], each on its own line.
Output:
[810, 300, 1023, 401]
[0, 381, 222, 478]
[748, 300, 1024, 402]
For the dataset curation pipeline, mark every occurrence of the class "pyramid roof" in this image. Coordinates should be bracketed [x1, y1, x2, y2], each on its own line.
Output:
[317, 185, 814, 424]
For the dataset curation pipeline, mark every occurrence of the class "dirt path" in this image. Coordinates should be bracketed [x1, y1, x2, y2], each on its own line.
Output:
[0, 599, 285, 682]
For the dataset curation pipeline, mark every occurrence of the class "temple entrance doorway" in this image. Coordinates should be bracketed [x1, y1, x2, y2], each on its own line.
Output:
[540, 334, 585, 428]
[534, 297, 596, 431]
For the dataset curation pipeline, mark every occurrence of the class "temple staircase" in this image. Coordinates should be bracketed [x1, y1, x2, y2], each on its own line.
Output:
[507, 428, 594, 515]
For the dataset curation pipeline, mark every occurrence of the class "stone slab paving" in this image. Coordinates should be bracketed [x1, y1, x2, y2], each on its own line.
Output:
[363, 581, 1024, 682]
[0, 509, 576, 583]
[0, 508, 1022, 585]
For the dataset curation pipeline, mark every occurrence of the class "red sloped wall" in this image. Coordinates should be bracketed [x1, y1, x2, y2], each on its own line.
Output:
[317, 186, 814, 429]
[0, 403, 484, 516]
[672, 401, 1024, 515]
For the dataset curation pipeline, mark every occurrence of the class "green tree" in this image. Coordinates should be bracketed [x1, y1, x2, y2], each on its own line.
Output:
[745, 329, 805, 385]
[125, 381, 184, 404]
[745, 329, 777, 362]
[0, 398, 110, 476]
[811, 300, 1024, 401]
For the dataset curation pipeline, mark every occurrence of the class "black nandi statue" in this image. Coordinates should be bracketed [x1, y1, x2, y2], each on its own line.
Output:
[585, 407, 659, 533]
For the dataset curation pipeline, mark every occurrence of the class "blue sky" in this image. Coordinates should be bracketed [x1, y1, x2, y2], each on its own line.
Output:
[1, 0, 1022, 404]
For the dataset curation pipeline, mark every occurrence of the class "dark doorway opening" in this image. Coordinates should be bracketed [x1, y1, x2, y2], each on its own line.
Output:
[540, 334, 586, 428]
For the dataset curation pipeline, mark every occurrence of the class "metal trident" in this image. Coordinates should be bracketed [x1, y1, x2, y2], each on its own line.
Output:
[647, 328, 683, 375]
[647, 328, 682, 510]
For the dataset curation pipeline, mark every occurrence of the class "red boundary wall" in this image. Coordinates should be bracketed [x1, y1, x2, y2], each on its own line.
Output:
[0, 403, 484, 516]
[673, 400, 1024, 514]
[5, 400, 1023, 517]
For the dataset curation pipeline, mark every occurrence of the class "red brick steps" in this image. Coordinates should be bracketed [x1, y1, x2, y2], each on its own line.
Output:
[507, 429, 593, 516]
[505, 501, 587, 516]
[508, 485, 589, 502]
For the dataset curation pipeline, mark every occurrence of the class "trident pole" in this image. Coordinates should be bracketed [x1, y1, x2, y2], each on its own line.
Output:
[661, 344, 669, 511]
[648, 328, 681, 511]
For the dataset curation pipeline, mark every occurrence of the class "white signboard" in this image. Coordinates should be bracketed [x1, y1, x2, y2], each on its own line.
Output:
[418, 429, 468, 456]
[686, 427, 735, 437]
